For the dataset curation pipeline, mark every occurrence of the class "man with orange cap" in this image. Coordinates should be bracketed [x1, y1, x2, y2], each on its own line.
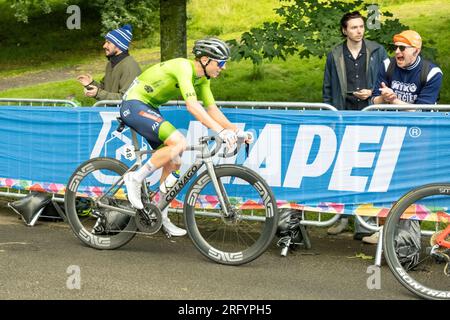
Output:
[372, 30, 442, 105]
[365, 30, 443, 245]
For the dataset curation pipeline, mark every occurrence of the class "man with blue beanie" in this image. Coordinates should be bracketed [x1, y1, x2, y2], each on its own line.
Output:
[77, 24, 141, 101]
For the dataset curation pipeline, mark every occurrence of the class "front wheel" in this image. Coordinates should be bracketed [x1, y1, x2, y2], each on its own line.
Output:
[184, 165, 278, 265]
[383, 183, 450, 300]
[65, 157, 137, 250]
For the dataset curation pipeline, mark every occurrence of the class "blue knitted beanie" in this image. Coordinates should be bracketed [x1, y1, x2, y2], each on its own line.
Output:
[105, 24, 133, 51]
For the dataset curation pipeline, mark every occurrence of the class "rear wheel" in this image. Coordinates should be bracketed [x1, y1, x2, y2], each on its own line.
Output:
[65, 157, 137, 250]
[184, 165, 278, 265]
[384, 183, 450, 300]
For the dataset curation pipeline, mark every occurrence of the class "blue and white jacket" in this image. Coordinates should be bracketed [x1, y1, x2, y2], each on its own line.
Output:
[372, 56, 443, 104]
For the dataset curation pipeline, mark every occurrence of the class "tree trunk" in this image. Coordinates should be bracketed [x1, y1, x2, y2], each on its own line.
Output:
[160, 0, 187, 61]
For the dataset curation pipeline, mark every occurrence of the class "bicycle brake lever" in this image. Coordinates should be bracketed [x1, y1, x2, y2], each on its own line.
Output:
[218, 138, 244, 158]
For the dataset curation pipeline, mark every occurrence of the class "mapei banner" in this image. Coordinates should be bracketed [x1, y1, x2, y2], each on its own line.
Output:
[1, 105, 450, 217]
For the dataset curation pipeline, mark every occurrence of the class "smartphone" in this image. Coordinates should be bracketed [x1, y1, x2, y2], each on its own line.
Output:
[85, 85, 94, 90]
[346, 91, 355, 95]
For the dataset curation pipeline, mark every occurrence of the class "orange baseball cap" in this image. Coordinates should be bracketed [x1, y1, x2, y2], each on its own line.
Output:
[393, 30, 422, 48]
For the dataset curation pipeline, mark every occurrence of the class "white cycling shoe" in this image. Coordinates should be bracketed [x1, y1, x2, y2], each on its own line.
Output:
[124, 172, 144, 210]
[161, 207, 186, 237]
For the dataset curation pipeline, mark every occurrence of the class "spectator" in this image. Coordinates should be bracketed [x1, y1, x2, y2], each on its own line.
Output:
[323, 11, 388, 241]
[77, 24, 141, 101]
[372, 29, 443, 106]
[323, 11, 388, 110]
[365, 30, 443, 244]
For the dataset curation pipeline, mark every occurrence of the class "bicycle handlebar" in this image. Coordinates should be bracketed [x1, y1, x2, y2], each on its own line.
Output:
[189, 132, 250, 159]
[217, 132, 248, 158]
[191, 135, 223, 159]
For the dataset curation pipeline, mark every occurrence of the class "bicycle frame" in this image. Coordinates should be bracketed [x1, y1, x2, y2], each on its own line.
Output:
[65, 123, 279, 265]
[157, 158, 232, 217]
[435, 224, 450, 249]
[95, 130, 236, 218]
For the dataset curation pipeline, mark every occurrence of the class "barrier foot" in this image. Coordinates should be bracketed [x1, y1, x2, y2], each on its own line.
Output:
[375, 226, 383, 267]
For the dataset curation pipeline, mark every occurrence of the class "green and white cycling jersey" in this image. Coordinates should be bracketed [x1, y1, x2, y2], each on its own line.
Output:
[123, 58, 215, 108]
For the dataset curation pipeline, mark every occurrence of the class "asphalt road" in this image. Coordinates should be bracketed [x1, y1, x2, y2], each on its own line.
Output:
[0, 206, 417, 301]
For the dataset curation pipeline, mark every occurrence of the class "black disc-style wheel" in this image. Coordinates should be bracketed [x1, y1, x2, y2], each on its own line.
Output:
[65, 157, 137, 250]
[384, 183, 450, 300]
[184, 165, 278, 265]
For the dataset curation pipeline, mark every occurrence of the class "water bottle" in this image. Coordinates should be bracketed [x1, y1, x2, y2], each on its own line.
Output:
[159, 170, 180, 194]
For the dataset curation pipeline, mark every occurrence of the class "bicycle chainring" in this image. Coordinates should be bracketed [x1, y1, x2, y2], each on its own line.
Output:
[135, 203, 162, 235]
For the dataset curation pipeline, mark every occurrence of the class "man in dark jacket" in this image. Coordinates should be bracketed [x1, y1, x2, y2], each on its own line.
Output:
[77, 24, 141, 101]
[323, 11, 388, 110]
[323, 12, 388, 240]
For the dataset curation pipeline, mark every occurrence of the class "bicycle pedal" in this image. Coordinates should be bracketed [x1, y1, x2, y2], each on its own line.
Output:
[91, 210, 102, 219]
[280, 246, 289, 257]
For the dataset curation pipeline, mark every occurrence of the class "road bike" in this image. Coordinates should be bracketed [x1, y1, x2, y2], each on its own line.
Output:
[383, 183, 450, 299]
[64, 117, 279, 265]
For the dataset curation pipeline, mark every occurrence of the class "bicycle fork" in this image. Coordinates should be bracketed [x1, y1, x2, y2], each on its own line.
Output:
[204, 159, 232, 217]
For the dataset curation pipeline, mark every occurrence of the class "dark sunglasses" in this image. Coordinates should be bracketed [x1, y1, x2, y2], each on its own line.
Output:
[394, 45, 413, 52]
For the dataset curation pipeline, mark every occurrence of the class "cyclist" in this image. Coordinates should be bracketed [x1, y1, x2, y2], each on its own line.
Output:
[120, 37, 253, 237]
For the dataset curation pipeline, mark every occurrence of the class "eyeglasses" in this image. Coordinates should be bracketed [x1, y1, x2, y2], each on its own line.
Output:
[211, 59, 227, 68]
[394, 45, 413, 52]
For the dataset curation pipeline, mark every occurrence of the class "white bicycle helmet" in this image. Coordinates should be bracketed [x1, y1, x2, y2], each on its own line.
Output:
[193, 37, 230, 60]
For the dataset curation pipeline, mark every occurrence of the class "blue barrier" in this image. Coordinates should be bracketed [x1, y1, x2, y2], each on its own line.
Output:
[1, 105, 449, 218]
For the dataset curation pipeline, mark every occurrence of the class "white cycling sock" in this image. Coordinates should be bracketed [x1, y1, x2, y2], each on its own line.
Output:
[161, 205, 169, 221]
[132, 160, 156, 183]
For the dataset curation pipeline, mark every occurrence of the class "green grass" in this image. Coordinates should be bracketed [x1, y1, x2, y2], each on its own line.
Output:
[0, 55, 324, 105]
[0, 79, 89, 105]
[0, 0, 448, 104]
[0, 1, 153, 77]
[212, 56, 324, 102]
[0, 0, 281, 78]
[0, 1, 104, 77]
[187, 0, 281, 39]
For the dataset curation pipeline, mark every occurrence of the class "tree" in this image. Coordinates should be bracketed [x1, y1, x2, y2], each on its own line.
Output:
[94, 0, 159, 37]
[10, 0, 188, 60]
[10, 0, 53, 23]
[228, 0, 438, 69]
[160, 0, 187, 60]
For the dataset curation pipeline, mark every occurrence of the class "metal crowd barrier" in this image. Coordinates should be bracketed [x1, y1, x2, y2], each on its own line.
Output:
[3, 99, 449, 247]
[362, 104, 450, 112]
[92, 100, 361, 234]
[93, 100, 338, 111]
[361, 104, 450, 266]
[0, 98, 78, 108]
[0, 99, 339, 231]
[93, 99, 340, 229]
